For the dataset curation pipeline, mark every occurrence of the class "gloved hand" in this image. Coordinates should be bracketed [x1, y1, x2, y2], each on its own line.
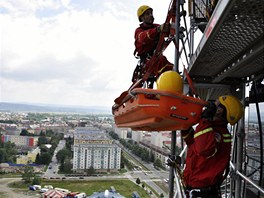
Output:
[181, 127, 193, 134]
[157, 23, 170, 33]
[181, 127, 194, 144]
[201, 101, 217, 121]
[181, 127, 194, 138]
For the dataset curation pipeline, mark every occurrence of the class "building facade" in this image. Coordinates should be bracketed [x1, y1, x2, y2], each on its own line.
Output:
[16, 147, 41, 164]
[73, 127, 121, 173]
[1, 134, 38, 147]
[113, 127, 129, 139]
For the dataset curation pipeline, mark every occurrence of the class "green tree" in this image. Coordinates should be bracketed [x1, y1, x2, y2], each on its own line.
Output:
[0, 148, 7, 163]
[140, 149, 149, 162]
[59, 162, 65, 172]
[22, 166, 35, 183]
[109, 131, 119, 140]
[63, 159, 72, 173]
[32, 176, 41, 185]
[86, 166, 96, 176]
[150, 150, 155, 162]
[154, 158, 163, 168]
[20, 129, 30, 136]
[38, 136, 48, 145]
[35, 153, 41, 164]
[45, 129, 54, 137]
[120, 152, 125, 169]
[0, 141, 17, 163]
[56, 148, 72, 164]
[39, 131, 45, 136]
[160, 193, 164, 197]
[65, 137, 74, 150]
[39, 145, 49, 153]
[136, 178, 141, 185]
[40, 152, 52, 165]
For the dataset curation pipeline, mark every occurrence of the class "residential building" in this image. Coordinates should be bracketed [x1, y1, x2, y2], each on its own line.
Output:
[1, 134, 38, 147]
[0, 123, 20, 135]
[16, 147, 41, 164]
[150, 131, 171, 148]
[114, 127, 129, 139]
[131, 130, 143, 142]
[73, 127, 121, 173]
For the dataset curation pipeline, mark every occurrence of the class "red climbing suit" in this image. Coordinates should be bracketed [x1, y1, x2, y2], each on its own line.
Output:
[134, 23, 173, 75]
[181, 118, 232, 188]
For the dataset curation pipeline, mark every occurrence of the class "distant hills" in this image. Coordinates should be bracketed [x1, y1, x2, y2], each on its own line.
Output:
[0, 102, 263, 121]
[0, 102, 111, 114]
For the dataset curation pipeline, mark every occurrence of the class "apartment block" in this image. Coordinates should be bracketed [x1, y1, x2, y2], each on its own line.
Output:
[1, 134, 38, 147]
[73, 127, 121, 173]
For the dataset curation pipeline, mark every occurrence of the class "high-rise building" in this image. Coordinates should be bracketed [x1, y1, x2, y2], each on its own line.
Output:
[73, 127, 121, 173]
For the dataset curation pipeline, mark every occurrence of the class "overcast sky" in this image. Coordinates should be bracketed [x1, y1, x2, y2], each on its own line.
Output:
[1, 0, 182, 108]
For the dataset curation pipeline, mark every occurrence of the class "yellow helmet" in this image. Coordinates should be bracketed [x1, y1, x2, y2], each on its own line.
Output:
[219, 95, 244, 125]
[156, 71, 183, 94]
[137, 5, 152, 22]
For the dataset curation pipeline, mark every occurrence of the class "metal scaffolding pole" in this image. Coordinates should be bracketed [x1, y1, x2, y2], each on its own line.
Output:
[235, 85, 246, 198]
[169, 0, 181, 197]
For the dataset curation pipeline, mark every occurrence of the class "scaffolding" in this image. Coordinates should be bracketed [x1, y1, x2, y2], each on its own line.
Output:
[168, 0, 264, 197]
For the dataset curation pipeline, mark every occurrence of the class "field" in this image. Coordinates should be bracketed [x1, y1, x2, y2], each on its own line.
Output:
[9, 179, 151, 197]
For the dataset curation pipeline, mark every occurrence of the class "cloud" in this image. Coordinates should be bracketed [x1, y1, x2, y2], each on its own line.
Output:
[2, 53, 97, 82]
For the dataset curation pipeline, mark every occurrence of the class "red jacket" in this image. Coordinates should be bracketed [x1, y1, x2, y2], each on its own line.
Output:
[134, 23, 160, 57]
[182, 118, 231, 188]
[134, 23, 173, 75]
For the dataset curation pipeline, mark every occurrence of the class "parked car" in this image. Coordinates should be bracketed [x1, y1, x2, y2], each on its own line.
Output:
[29, 186, 36, 191]
[40, 188, 49, 193]
[33, 185, 41, 190]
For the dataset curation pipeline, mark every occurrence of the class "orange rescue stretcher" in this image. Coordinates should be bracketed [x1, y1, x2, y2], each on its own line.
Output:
[112, 88, 208, 131]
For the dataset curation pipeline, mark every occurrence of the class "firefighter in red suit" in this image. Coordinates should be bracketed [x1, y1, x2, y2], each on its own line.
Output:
[133, 5, 173, 88]
[181, 95, 244, 198]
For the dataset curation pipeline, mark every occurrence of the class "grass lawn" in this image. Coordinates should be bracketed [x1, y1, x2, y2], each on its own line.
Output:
[0, 192, 6, 198]
[9, 179, 151, 197]
[0, 173, 21, 178]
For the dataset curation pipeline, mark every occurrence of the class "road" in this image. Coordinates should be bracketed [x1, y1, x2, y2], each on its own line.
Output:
[117, 142, 169, 197]
[43, 140, 66, 179]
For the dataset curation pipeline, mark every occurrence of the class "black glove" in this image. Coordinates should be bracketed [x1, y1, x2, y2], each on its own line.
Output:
[201, 102, 217, 121]
[181, 127, 194, 139]
[181, 127, 193, 135]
